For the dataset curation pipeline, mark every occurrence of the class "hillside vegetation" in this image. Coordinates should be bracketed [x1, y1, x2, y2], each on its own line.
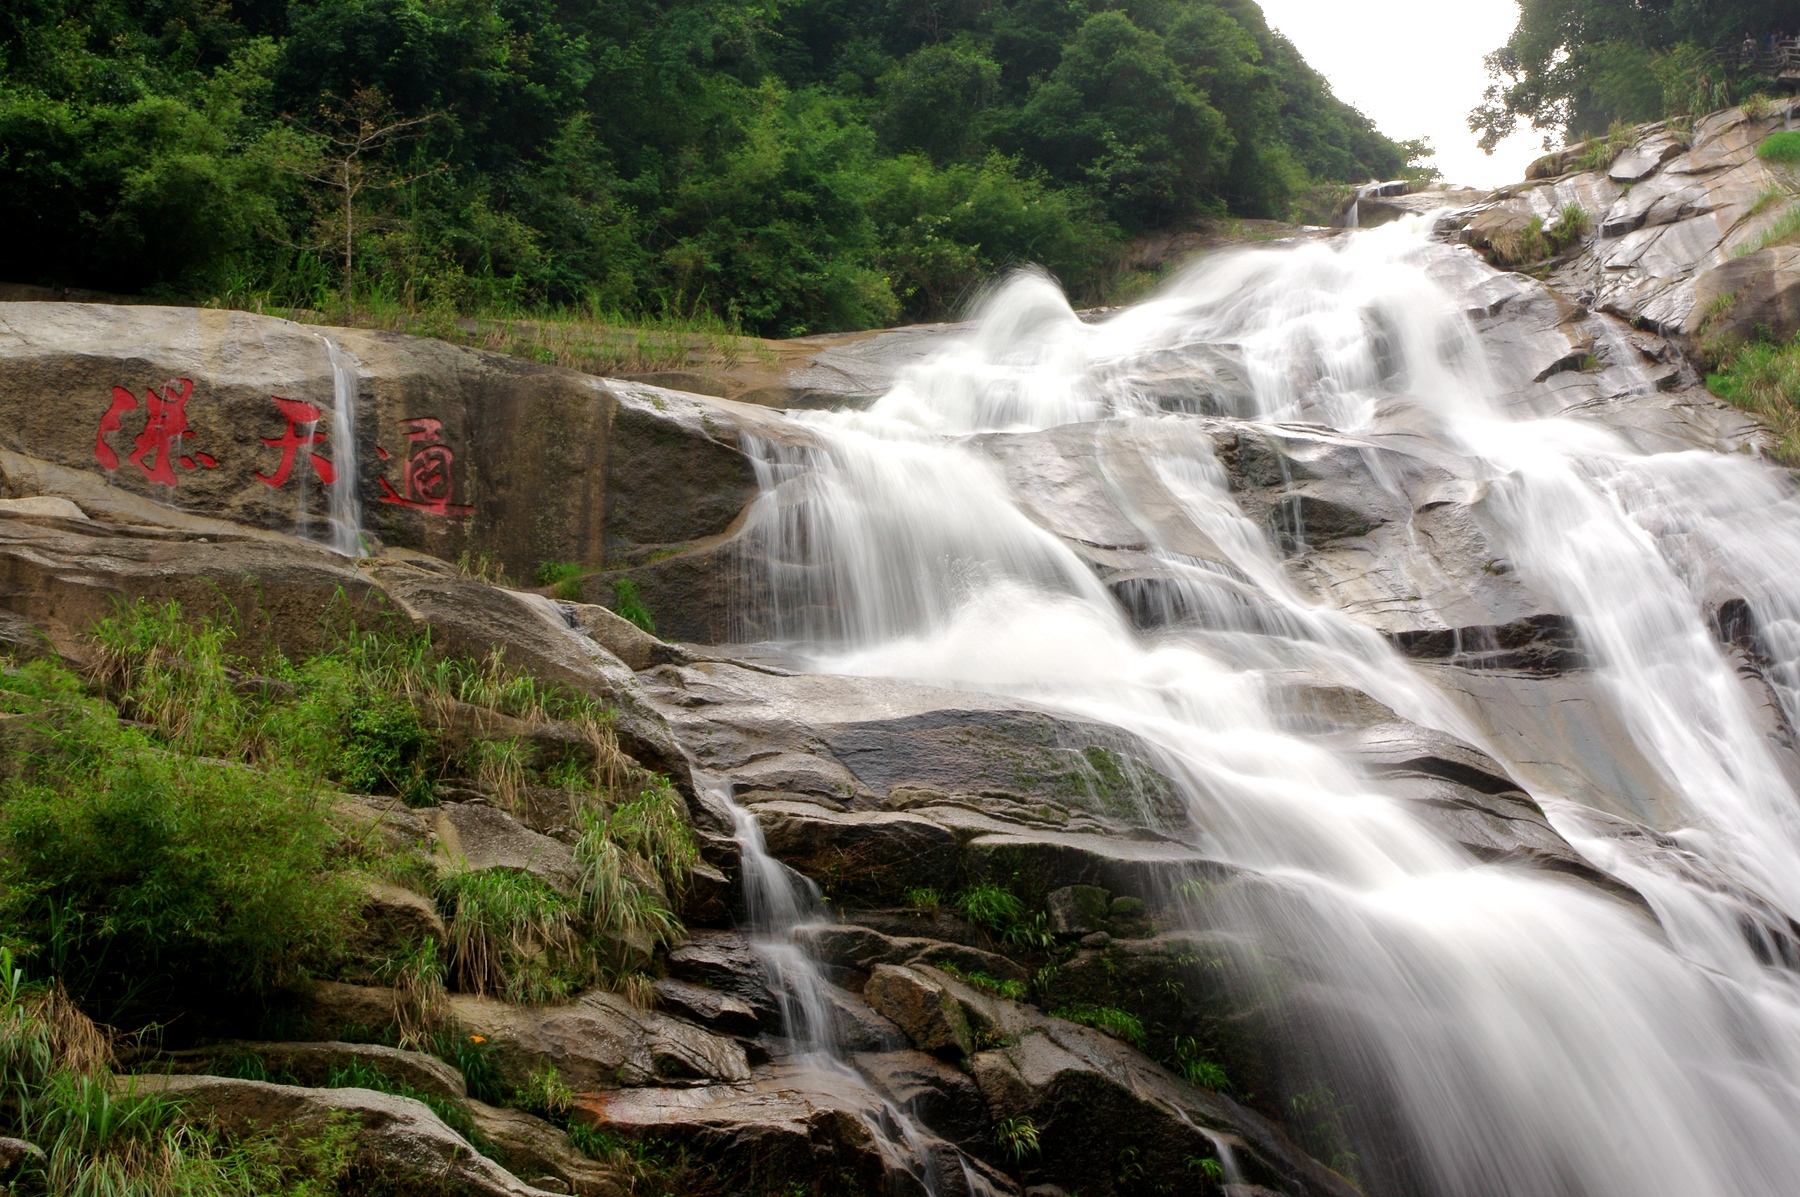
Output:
[1475, 0, 1800, 151]
[1, 0, 1425, 334]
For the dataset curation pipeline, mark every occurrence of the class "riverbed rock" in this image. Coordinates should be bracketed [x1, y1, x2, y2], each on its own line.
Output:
[350, 877, 447, 959]
[448, 989, 752, 1091]
[466, 1101, 630, 1197]
[1691, 245, 1800, 343]
[863, 964, 976, 1058]
[430, 803, 582, 896]
[127, 1074, 558, 1197]
[571, 1060, 976, 1197]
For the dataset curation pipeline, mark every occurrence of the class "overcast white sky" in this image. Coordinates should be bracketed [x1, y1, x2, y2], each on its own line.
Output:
[1257, 0, 1546, 187]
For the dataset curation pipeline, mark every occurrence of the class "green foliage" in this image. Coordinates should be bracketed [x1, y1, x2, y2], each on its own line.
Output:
[933, 961, 1027, 1001]
[513, 1064, 576, 1120]
[1759, 131, 1800, 163]
[994, 1114, 1041, 1161]
[1051, 1002, 1147, 1046]
[435, 869, 585, 1005]
[903, 887, 943, 912]
[1706, 332, 1800, 463]
[1173, 1034, 1231, 1091]
[1736, 202, 1800, 256]
[535, 561, 585, 597]
[957, 883, 1026, 929]
[0, 949, 356, 1196]
[1188, 1155, 1226, 1182]
[2, 0, 1411, 330]
[323, 1057, 481, 1145]
[612, 579, 657, 636]
[1471, 0, 1799, 151]
[0, 660, 354, 1019]
[955, 882, 1054, 949]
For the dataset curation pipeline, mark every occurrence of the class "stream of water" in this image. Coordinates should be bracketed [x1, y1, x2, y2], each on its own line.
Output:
[731, 219, 1800, 1195]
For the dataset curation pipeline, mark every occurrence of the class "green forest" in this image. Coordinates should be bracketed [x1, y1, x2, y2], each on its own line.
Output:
[0, 0, 1425, 334]
[1475, 0, 1800, 152]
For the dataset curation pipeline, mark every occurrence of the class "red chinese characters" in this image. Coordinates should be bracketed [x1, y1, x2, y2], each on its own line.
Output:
[377, 418, 472, 516]
[257, 396, 338, 488]
[94, 379, 217, 483]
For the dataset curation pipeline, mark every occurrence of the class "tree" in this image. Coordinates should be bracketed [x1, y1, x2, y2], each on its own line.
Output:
[1008, 12, 1234, 230]
[874, 40, 1001, 162]
[292, 89, 442, 313]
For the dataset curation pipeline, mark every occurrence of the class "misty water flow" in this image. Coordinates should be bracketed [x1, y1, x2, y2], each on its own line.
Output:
[735, 220, 1800, 1195]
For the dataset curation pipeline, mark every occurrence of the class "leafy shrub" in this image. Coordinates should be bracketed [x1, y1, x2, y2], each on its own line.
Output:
[956, 884, 1026, 929]
[1706, 333, 1800, 463]
[536, 562, 587, 602]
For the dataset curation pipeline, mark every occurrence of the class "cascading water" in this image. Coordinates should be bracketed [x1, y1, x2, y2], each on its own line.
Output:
[318, 334, 367, 557]
[728, 219, 1800, 1195]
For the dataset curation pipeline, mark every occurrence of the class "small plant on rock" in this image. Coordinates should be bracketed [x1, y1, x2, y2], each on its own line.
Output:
[514, 1064, 576, 1118]
[1051, 1002, 1147, 1046]
[994, 1114, 1040, 1161]
[611, 579, 656, 634]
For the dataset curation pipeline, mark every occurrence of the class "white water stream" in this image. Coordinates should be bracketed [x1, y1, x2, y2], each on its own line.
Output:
[730, 220, 1800, 1196]
[318, 335, 367, 557]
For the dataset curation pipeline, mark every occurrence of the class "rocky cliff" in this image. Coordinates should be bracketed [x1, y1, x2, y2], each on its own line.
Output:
[4, 113, 1800, 1197]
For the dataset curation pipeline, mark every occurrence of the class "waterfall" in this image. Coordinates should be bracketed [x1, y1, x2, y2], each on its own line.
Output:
[318, 334, 367, 557]
[730, 219, 1800, 1196]
[724, 798, 1004, 1197]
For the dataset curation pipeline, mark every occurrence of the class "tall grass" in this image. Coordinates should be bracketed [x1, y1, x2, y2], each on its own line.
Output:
[436, 870, 585, 1005]
[0, 949, 356, 1197]
[221, 285, 772, 380]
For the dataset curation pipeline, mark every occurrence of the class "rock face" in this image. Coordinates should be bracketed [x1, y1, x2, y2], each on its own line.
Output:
[447, 989, 753, 1091]
[0, 304, 819, 613]
[129, 1074, 560, 1197]
[1442, 105, 1800, 338]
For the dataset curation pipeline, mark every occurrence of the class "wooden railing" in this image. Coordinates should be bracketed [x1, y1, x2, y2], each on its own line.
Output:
[1721, 38, 1800, 73]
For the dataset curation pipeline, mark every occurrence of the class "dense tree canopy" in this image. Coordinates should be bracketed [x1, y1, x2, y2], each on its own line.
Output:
[2, 0, 1421, 332]
[1474, 0, 1800, 151]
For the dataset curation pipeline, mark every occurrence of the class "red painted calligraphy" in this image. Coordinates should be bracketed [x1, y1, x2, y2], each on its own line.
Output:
[94, 379, 215, 484]
[256, 396, 337, 488]
[377, 417, 472, 516]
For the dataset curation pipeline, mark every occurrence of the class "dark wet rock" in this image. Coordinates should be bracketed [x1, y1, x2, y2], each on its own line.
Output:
[1046, 885, 1110, 935]
[1387, 613, 1586, 673]
[128, 1074, 559, 1197]
[1691, 244, 1800, 343]
[448, 989, 752, 1091]
[665, 930, 781, 1026]
[853, 1049, 991, 1146]
[467, 1100, 629, 1197]
[652, 978, 761, 1036]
